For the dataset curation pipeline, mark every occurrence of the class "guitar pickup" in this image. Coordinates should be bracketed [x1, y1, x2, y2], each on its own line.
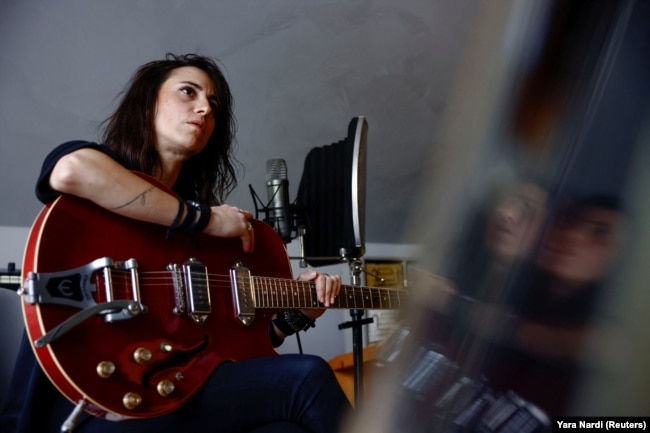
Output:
[182, 257, 211, 324]
[230, 261, 255, 326]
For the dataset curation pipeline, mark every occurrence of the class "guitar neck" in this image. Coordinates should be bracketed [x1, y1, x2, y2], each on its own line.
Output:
[252, 277, 404, 310]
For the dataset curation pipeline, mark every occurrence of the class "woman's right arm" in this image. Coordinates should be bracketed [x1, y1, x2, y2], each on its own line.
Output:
[50, 148, 181, 227]
[49, 148, 254, 251]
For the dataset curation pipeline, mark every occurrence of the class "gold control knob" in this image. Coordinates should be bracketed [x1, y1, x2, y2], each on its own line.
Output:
[122, 392, 142, 410]
[157, 380, 175, 397]
[96, 361, 116, 379]
[133, 347, 152, 364]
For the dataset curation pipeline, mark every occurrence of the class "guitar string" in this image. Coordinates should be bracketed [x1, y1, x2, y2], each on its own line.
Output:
[105, 271, 406, 301]
[105, 270, 406, 294]
[105, 269, 405, 287]
[103, 270, 406, 310]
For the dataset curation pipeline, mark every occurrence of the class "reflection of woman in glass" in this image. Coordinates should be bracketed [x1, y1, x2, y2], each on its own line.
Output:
[484, 194, 624, 415]
[447, 178, 548, 303]
[483, 181, 548, 268]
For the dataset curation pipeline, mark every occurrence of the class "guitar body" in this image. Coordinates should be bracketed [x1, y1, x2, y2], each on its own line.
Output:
[22, 190, 292, 420]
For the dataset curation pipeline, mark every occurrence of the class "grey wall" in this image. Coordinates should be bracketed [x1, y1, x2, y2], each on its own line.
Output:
[0, 0, 479, 246]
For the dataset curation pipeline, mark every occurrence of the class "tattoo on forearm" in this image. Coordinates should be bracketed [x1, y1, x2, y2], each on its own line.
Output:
[111, 187, 154, 210]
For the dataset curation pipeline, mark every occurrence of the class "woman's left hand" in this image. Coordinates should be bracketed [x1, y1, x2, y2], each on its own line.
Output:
[297, 269, 341, 320]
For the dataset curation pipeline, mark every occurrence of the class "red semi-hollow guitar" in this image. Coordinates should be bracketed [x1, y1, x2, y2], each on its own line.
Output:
[20, 183, 404, 421]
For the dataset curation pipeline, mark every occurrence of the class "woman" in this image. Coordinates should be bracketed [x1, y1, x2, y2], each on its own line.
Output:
[1, 53, 350, 433]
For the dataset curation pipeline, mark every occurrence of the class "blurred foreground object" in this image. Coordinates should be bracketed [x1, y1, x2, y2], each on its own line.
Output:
[343, 0, 650, 431]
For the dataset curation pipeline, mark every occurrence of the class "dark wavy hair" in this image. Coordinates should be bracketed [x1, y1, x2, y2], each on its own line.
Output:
[102, 53, 238, 205]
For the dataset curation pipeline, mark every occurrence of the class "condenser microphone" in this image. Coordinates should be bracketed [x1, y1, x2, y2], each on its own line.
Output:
[265, 158, 292, 242]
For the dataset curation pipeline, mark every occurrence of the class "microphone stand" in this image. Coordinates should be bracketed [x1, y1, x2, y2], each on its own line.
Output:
[336, 255, 374, 409]
[290, 241, 374, 408]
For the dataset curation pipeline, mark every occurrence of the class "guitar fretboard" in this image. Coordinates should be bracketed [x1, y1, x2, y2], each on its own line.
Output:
[252, 277, 404, 310]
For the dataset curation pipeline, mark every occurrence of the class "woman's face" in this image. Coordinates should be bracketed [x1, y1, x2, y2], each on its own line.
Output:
[484, 182, 548, 264]
[153, 66, 216, 159]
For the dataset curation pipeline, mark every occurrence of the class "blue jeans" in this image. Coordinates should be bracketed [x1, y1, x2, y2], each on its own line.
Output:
[2, 336, 351, 433]
[185, 354, 352, 433]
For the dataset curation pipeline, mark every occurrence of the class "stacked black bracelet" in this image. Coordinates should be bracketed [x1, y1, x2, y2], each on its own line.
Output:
[184, 200, 211, 235]
[272, 310, 316, 336]
[166, 198, 187, 239]
[167, 199, 212, 238]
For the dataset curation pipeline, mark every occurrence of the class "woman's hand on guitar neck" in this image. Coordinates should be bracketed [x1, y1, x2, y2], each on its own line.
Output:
[297, 269, 342, 320]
